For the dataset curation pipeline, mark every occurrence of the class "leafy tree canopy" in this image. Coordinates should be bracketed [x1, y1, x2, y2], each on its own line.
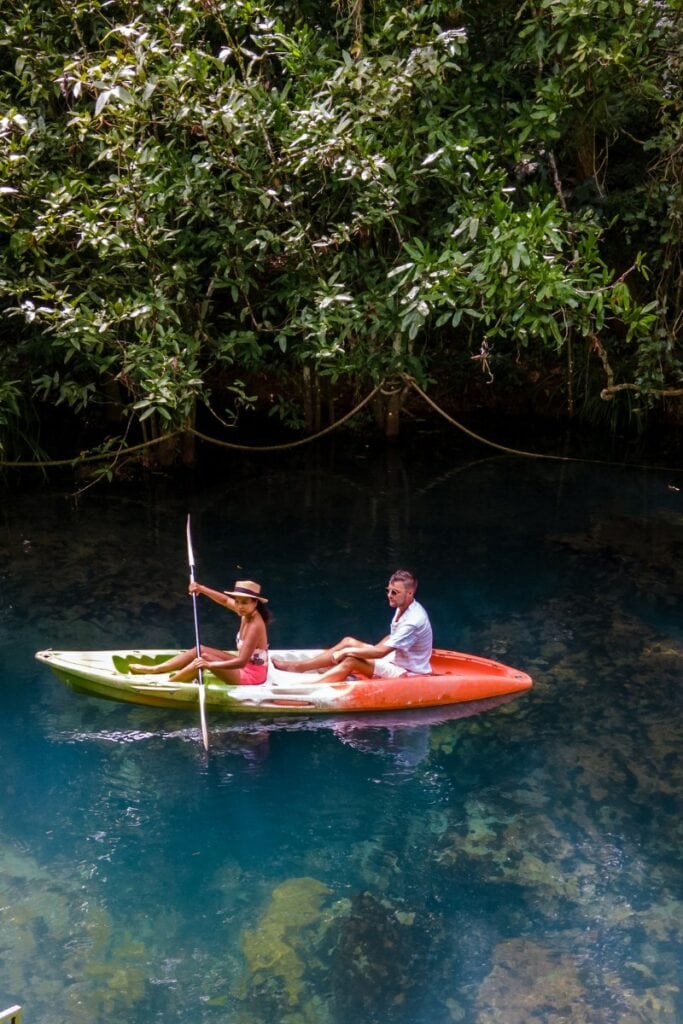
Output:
[0, 0, 681, 462]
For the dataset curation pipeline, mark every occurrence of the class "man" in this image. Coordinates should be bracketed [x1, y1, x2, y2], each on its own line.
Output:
[273, 569, 433, 682]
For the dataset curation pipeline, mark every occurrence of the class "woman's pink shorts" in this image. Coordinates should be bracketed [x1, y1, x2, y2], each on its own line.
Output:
[238, 661, 268, 686]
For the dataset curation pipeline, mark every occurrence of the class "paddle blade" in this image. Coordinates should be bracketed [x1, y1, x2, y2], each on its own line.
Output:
[186, 514, 208, 750]
[186, 514, 196, 572]
[198, 679, 209, 750]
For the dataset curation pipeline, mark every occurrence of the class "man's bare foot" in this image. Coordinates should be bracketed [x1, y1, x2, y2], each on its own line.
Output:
[272, 658, 310, 672]
[129, 663, 162, 675]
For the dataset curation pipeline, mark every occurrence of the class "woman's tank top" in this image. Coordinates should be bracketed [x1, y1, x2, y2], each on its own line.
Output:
[236, 631, 269, 667]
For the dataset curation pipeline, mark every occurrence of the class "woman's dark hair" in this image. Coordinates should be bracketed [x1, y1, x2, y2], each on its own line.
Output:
[257, 603, 273, 625]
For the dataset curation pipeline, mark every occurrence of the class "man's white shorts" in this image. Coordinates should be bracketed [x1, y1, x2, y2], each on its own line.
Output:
[372, 652, 407, 679]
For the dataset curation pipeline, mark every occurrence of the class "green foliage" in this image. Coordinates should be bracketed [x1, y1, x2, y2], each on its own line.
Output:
[0, 0, 680, 462]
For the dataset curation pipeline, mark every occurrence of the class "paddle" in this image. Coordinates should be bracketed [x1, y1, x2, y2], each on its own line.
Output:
[186, 514, 209, 750]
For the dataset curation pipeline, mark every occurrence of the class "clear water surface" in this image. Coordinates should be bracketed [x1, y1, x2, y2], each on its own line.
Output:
[1, 439, 682, 1024]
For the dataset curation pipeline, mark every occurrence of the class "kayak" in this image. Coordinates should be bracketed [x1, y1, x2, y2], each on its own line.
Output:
[35, 648, 532, 715]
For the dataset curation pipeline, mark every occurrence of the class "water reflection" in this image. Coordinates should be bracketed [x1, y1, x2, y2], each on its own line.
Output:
[52, 695, 523, 769]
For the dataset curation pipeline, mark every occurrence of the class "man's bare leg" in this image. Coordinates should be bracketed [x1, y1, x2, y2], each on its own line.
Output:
[272, 637, 365, 672]
[313, 655, 375, 684]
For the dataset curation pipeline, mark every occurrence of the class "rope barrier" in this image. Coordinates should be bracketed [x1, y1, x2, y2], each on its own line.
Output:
[402, 376, 575, 462]
[0, 376, 680, 474]
[186, 382, 384, 452]
[401, 374, 683, 474]
[0, 430, 184, 469]
[0, 385, 383, 468]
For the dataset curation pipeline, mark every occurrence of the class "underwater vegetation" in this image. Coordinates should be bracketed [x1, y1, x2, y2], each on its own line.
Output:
[232, 878, 426, 1024]
[0, 842, 151, 1022]
[237, 876, 333, 1014]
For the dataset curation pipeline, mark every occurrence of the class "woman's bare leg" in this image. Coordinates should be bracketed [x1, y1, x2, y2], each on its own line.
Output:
[129, 646, 226, 675]
[129, 650, 196, 674]
[170, 663, 241, 684]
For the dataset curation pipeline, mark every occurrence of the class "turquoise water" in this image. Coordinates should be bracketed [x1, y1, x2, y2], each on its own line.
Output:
[1, 442, 682, 1023]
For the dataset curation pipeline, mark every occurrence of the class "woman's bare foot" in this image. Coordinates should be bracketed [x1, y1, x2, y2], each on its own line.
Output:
[129, 662, 164, 675]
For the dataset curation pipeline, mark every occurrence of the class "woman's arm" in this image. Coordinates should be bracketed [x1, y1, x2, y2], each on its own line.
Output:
[189, 581, 235, 610]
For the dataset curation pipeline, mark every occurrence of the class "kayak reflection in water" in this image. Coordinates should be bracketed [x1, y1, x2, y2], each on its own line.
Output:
[272, 569, 433, 683]
[129, 580, 271, 685]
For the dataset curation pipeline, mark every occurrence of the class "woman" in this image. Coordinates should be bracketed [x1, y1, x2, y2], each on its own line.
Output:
[130, 580, 271, 685]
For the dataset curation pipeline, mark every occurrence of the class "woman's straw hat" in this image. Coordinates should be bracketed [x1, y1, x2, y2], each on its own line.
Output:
[223, 580, 268, 603]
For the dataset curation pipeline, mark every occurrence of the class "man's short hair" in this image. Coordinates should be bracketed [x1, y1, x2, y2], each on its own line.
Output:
[389, 569, 418, 591]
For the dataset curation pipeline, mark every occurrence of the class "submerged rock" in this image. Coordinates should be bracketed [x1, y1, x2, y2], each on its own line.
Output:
[475, 939, 590, 1024]
[327, 890, 422, 1022]
[551, 512, 683, 597]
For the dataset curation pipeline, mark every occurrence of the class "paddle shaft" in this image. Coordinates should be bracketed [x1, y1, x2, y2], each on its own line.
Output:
[186, 515, 209, 750]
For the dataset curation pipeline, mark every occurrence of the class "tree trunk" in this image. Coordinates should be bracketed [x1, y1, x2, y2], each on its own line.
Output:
[384, 389, 401, 439]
